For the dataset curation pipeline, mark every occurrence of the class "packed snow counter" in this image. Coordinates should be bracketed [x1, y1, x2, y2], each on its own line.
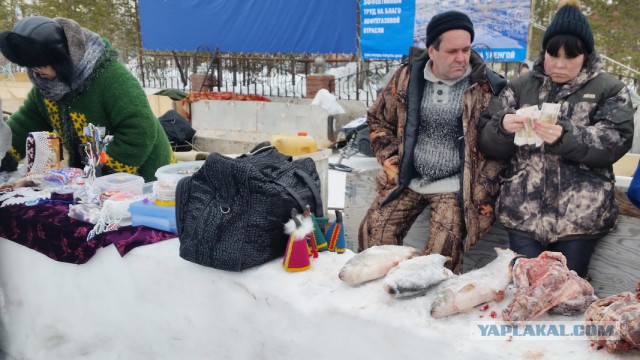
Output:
[1, 163, 639, 358]
[1, 236, 638, 359]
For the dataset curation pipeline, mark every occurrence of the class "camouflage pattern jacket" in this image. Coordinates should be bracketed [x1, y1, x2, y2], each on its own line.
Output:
[477, 54, 635, 243]
[367, 51, 506, 251]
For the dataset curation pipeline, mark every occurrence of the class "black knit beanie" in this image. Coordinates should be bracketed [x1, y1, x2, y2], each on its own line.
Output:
[542, 1, 594, 54]
[426, 11, 474, 48]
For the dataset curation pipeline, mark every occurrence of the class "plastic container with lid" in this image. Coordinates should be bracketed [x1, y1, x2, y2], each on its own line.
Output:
[153, 160, 204, 206]
[129, 199, 176, 233]
[270, 132, 318, 156]
[155, 161, 204, 183]
[94, 172, 144, 196]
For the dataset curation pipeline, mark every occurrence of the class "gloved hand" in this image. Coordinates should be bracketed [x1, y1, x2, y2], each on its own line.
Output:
[0, 151, 18, 172]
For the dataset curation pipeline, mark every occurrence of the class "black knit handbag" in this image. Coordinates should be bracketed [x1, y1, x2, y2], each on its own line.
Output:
[175, 146, 323, 271]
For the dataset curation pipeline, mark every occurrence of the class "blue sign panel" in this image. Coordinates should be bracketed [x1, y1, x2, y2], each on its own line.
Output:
[139, 0, 357, 54]
[362, 0, 530, 62]
[360, 0, 416, 60]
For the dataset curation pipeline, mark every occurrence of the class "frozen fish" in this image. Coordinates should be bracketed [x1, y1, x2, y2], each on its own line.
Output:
[430, 248, 517, 318]
[338, 245, 421, 286]
[383, 254, 455, 298]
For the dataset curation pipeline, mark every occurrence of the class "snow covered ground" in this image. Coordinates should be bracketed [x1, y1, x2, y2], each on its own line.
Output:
[0, 237, 634, 360]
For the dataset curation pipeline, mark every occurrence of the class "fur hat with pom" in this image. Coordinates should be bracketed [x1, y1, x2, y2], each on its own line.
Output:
[542, 0, 595, 54]
[0, 16, 73, 84]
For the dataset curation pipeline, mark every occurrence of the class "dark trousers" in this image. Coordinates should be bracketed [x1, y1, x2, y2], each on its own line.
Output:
[508, 232, 599, 278]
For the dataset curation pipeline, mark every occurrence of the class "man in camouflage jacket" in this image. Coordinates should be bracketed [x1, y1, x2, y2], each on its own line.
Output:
[358, 11, 506, 273]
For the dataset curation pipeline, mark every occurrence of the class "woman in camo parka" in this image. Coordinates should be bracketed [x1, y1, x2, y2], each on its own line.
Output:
[477, 0, 635, 278]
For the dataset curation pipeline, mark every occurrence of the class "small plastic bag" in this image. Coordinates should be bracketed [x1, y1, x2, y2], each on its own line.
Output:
[311, 89, 345, 115]
[68, 203, 101, 224]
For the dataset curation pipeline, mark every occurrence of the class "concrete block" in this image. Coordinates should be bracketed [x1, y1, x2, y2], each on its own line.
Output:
[191, 100, 259, 132]
[190, 100, 333, 148]
[193, 129, 269, 154]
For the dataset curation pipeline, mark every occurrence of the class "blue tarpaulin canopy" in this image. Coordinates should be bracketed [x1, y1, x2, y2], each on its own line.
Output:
[138, 0, 358, 54]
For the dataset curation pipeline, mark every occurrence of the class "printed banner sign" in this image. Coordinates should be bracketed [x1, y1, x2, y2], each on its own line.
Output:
[360, 0, 531, 62]
[360, 0, 415, 60]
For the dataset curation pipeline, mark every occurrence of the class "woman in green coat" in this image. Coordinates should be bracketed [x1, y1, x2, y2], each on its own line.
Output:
[0, 16, 173, 181]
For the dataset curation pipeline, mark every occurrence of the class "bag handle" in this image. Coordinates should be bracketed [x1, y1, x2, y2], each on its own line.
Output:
[294, 169, 324, 217]
[273, 169, 323, 218]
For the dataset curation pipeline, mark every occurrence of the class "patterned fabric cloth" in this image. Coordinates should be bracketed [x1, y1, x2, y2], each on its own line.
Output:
[0, 193, 175, 264]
